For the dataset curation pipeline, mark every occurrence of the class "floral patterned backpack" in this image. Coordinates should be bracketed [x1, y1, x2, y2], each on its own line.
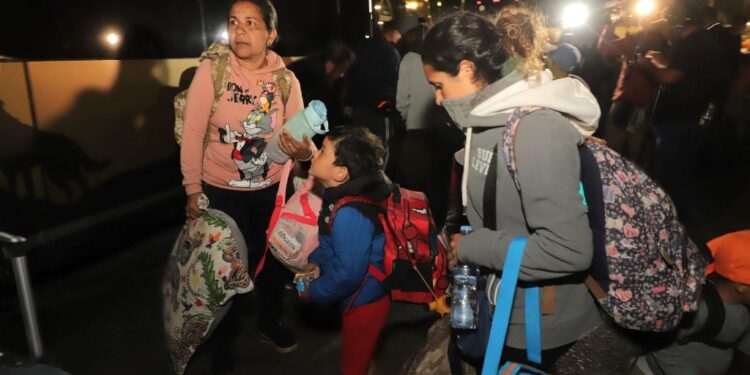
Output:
[498, 107, 707, 332]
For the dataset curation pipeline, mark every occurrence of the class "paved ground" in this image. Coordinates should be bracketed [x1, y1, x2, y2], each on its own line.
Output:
[1, 162, 748, 375]
[0, 226, 437, 375]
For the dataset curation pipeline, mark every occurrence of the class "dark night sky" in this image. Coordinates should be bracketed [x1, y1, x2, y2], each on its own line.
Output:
[0, 0, 367, 60]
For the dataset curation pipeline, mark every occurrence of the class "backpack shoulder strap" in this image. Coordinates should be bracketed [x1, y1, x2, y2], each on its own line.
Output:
[174, 44, 231, 146]
[175, 43, 231, 148]
[272, 67, 292, 107]
[500, 107, 539, 192]
[483, 144, 498, 230]
[200, 43, 232, 106]
[484, 107, 538, 229]
[329, 196, 378, 232]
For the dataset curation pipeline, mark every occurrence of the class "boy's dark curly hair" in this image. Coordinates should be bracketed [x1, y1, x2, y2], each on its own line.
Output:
[327, 126, 386, 180]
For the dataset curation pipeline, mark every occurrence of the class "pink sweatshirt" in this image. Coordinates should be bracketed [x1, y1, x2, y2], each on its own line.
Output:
[180, 50, 303, 195]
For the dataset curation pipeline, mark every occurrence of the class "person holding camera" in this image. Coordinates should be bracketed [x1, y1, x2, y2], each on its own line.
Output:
[597, 9, 670, 171]
[639, 6, 723, 225]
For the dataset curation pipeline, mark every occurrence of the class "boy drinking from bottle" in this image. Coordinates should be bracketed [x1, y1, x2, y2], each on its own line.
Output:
[298, 126, 391, 375]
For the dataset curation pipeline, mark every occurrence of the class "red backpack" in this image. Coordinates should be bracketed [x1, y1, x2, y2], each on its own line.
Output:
[331, 186, 450, 312]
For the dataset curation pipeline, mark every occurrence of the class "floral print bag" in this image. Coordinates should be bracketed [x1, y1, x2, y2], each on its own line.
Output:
[162, 207, 253, 374]
[500, 107, 707, 332]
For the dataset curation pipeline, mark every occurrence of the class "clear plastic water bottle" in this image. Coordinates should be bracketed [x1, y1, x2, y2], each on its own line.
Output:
[451, 264, 478, 329]
[266, 100, 329, 164]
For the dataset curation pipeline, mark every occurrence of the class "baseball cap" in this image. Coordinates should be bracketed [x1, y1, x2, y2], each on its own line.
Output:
[546, 43, 582, 73]
[706, 230, 750, 284]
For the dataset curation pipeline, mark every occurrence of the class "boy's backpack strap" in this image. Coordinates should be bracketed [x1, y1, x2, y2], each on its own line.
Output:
[272, 67, 292, 106]
[368, 264, 386, 282]
[328, 195, 385, 232]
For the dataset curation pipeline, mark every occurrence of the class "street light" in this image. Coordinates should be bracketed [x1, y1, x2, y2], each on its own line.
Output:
[405, 1, 419, 10]
[102, 29, 121, 50]
[105, 33, 120, 46]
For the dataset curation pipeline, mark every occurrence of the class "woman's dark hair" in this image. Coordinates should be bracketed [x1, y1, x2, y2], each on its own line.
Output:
[230, 0, 278, 32]
[422, 12, 507, 85]
[327, 126, 386, 180]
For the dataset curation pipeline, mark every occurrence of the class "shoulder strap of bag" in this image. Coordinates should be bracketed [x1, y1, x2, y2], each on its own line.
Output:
[329, 196, 379, 232]
[195, 43, 232, 150]
[254, 160, 294, 280]
[484, 107, 537, 231]
[501, 107, 537, 192]
[483, 145, 498, 230]
[481, 237, 543, 375]
[199, 43, 232, 104]
[273, 67, 292, 106]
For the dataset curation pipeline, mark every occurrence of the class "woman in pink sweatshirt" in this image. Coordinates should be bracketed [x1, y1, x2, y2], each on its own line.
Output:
[180, 0, 308, 359]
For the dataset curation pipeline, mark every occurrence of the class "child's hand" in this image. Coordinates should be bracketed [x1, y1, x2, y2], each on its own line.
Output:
[304, 262, 321, 279]
[299, 279, 311, 300]
[448, 234, 463, 269]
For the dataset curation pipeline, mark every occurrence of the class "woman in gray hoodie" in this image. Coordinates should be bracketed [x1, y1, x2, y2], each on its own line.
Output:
[421, 7, 602, 372]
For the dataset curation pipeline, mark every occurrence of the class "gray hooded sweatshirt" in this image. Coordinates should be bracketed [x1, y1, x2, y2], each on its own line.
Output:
[443, 69, 601, 350]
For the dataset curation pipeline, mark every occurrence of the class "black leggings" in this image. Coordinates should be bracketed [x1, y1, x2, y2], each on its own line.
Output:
[203, 183, 293, 328]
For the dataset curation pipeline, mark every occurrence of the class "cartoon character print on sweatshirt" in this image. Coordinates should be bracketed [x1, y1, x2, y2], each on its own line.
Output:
[219, 79, 280, 188]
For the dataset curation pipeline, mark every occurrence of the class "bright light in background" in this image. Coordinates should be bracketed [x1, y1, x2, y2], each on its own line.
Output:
[374, 4, 382, 10]
[561, 3, 589, 29]
[405, 1, 419, 10]
[102, 30, 121, 49]
[219, 30, 229, 42]
[377, 21, 384, 25]
[634, 0, 655, 16]
[437, 1, 442, 6]
[106, 33, 120, 46]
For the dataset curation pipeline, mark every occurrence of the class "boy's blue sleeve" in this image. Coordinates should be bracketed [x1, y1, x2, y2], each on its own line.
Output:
[308, 235, 333, 266]
[308, 207, 375, 302]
